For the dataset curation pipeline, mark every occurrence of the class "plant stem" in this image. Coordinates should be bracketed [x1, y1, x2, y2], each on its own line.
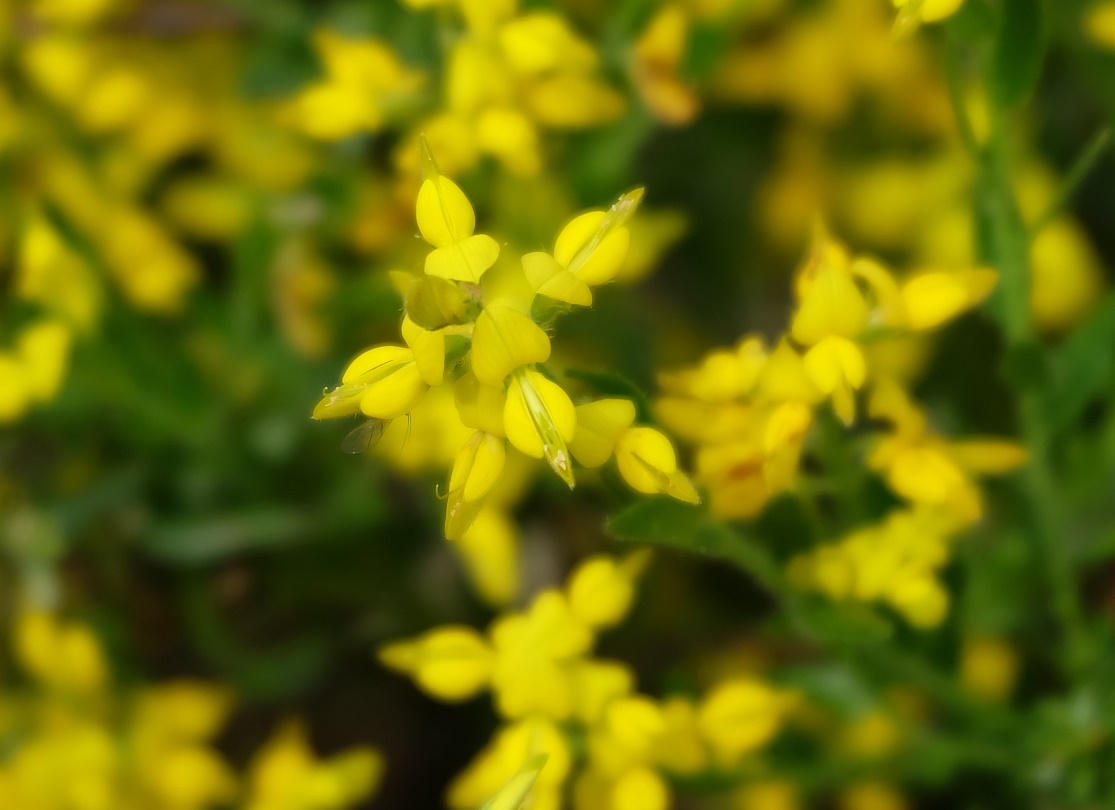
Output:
[979, 92, 1090, 679]
[1031, 127, 1112, 235]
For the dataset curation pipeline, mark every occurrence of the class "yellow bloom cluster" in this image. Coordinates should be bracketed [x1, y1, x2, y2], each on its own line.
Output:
[294, 0, 624, 178]
[380, 553, 796, 810]
[313, 142, 698, 544]
[0, 611, 382, 810]
[0, 0, 324, 421]
[788, 508, 957, 628]
[657, 224, 1009, 522]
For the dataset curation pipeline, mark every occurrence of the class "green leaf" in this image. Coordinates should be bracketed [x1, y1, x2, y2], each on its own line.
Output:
[142, 509, 309, 565]
[607, 497, 782, 590]
[990, 0, 1044, 109]
[1000, 340, 1049, 392]
[1042, 296, 1115, 431]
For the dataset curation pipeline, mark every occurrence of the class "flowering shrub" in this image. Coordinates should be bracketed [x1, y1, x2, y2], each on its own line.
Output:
[3, 0, 1115, 808]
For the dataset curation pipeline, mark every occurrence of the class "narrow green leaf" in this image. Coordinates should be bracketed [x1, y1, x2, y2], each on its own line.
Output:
[606, 497, 782, 590]
[1043, 296, 1115, 431]
[990, 0, 1044, 109]
[142, 509, 308, 565]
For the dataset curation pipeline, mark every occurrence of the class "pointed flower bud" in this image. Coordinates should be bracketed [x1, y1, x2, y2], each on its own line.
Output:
[553, 188, 643, 286]
[416, 137, 500, 282]
[614, 426, 699, 503]
[445, 431, 507, 540]
[504, 369, 576, 487]
[313, 345, 427, 420]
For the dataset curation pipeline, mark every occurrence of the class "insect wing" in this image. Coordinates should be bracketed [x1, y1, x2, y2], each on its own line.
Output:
[341, 418, 387, 454]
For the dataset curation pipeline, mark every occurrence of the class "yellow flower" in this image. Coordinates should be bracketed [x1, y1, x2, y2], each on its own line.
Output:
[288, 31, 422, 140]
[959, 637, 1019, 702]
[470, 306, 552, 387]
[614, 426, 700, 503]
[379, 625, 494, 702]
[898, 268, 998, 331]
[839, 781, 910, 810]
[313, 345, 427, 421]
[1086, 2, 1115, 50]
[503, 369, 577, 488]
[448, 720, 568, 810]
[569, 399, 637, 468]
[567, 552, 650, 630]
[445, 432, 508, 540]
[416, 146, 501, 282]
[697, 679, 790, 763]
[456, 508, 521, 606]
[631, 4, 701, 126]
[523, 188, 643, 305]
[892, 0, 964, 37]
[868, 380, 1027, 523]
[244, 720, 383, 810]
[611, 766, 671, 810]
[14, 611, 107, 694]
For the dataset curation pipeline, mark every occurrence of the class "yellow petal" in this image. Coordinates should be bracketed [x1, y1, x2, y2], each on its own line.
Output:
[425, 234, 501, 283]
[359, 362, 427, 419]
[401, 316, 446, 385]
[948, 440, 1028, 474]
[18, 320, 72, 401]
[379, 625, 492, 702]
[887, 446, 968, 505]
[698, 679, 786, 762]
[449, 431, 508, 503]
[456, 509, 520, 606]
[503, 370, 576, 486]
[454, 373, 509, 437]
[569, 398, 637, 468]
[791, 263, 869, 345]
[615, 426, 699, 503]
[522, 251, 592, 306]
[763, 401, 813, 454]
[342, 344, 414, 383]
[612, 767, 670, 810]
[416, 175, 475, 247]
[567, 555, 639, 629]
[471, 306, 551, 386]
[553, 190, 643, 286]
[900, 268, 997, 331]
[757, 339, 823, 404]
[498, 13, 598, 76]
[803, 336, 867, 394]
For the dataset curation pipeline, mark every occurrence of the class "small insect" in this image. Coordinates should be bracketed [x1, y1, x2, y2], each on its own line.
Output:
[340, 418, 388, 455]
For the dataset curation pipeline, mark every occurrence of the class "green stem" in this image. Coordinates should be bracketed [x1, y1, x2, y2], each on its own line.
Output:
[1031, 127, 1112, 235]
[979, 86, 1090, 679]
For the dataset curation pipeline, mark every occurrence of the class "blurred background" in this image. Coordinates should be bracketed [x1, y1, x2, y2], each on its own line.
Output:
[3, 0, 1115, 808]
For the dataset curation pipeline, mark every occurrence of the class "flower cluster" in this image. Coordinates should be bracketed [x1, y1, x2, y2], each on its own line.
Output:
[0, 611, 381, 810]
[658, 225, 1008, 520]
[380, 553, 796, 810]
[313, 142, 698, 544]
